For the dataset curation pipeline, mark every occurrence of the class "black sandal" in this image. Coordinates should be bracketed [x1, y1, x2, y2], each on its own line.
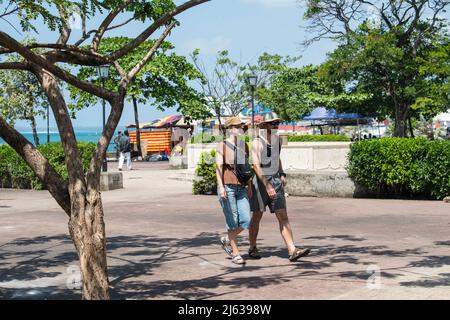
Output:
[248, 247, 262, 259]
[289, 247, 311, 262]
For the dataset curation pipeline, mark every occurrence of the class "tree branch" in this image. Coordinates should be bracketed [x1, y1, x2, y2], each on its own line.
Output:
[109, 0, 211, 61]
[91, 0, 133, 52]
[31, 66, 87, 188]
[57, 5, 72, 45]
[0, 62, 29, 70]
[87, 95, 126, 190]
[0, 6, 18, 18]
[123, 21, 176, 87]
[0, 117, 71, 216]
[0, 31, 116, 102]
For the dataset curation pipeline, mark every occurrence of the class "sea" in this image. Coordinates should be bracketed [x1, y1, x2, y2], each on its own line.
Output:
[0, 127, 121, 152]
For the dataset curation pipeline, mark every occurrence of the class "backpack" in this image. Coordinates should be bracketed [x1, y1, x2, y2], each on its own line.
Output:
[224, 140, 254, 185]
[118, 136, 131, 153]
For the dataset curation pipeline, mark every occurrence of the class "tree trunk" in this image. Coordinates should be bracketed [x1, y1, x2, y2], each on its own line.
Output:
[68, 186, 109, 300]
[408, 117, 414, 138]
[30, 115, 40, 146]
[393, 103, 409, 138]
[0, 117, 110, 300]
[132, 96, 142, 157]
[33, 66, 111, 299]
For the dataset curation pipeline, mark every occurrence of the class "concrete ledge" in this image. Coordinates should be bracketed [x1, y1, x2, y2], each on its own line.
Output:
[285, 170, 356, 198]
[168, 169, 196, 182]
[169, 156, 188, 169]
[100, 172, 123, 191]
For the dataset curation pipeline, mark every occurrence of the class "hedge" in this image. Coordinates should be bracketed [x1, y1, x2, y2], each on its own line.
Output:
[288, 134, 350, 142]
[190, 132, 251, 144]
[347, 138, 450, 200]
[191, 134, 351, 144]
[0, 142, 96, 190]
[190, 132, 224, 144]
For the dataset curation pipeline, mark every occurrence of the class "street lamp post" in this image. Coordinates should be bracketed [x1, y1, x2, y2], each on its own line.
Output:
[247, 75, 258, 129]
[97, 65, 110, 172]
[46, 105, 50, 144]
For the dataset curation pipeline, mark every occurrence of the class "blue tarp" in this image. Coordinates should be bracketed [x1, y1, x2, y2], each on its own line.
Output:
[239, 103, 272, 117]
[303, 107, 338, 120]
[303, 107, 365, 121]
[337, 112, 364, 119]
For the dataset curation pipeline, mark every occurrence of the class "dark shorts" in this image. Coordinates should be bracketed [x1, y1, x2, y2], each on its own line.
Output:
[250, 174, 286, 213]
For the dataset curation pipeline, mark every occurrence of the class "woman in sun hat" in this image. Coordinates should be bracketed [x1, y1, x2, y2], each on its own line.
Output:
[216, 116, 252, 265]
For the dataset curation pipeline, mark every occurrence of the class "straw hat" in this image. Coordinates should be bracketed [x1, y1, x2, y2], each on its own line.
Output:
[224, 116, 244, 128]
[259, 112, 283, 125]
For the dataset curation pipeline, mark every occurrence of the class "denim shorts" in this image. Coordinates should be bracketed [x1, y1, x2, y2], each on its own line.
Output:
[218, 184, 251, 231]
[250, 174, 287, 213]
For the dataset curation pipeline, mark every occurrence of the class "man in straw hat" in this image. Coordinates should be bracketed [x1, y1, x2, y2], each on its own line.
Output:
[248, 112, 310, 262]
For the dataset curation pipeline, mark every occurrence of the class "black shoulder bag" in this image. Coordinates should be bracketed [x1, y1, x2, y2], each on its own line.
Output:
[225, 140, 253, 184]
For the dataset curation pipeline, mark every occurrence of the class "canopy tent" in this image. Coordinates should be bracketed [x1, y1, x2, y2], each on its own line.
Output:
[434, 112, 450, 122]
[150, 114, 182, 128]
[303, 107, 373, 137]
[303, 107, 338, 120]
[174, 116, 193, 128]
[127, 119, 159, 129]
[244, 115, 264, 126]
[127, 114, 183, 129]
[126, 114, 183, 156]
[303, 107, 368, 122]
[239, 103, 273, 118]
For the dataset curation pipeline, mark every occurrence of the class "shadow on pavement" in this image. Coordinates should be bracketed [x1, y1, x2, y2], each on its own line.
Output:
[1, 233, 450, 299]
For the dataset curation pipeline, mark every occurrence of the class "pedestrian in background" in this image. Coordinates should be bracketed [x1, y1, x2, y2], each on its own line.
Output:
[118, 130, 132, 171]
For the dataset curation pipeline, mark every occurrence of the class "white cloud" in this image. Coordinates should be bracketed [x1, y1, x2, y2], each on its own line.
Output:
[240, 0, 299, 8]
[184, 35, 232, 55]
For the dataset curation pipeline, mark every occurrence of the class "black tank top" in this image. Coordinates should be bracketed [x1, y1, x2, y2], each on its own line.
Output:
[259, 137, 280, 172]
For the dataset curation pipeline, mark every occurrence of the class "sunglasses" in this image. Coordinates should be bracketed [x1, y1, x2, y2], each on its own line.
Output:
[269, 122, 280, 126]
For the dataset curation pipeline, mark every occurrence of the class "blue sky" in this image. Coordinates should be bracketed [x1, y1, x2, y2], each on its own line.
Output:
[10, 0, 337, 131]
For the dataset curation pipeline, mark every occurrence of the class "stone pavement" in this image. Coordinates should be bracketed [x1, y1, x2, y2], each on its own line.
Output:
[1, 162, 450, 300]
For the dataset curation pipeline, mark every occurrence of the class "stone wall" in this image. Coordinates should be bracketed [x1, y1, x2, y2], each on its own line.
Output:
[280, 142, 351, 172]
[185, 141, 356, 197]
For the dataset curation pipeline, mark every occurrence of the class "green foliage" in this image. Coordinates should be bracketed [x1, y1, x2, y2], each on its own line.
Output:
[3, 0, 177, 34]
[191, 50, 299, 117]
[320, 22, 450, 133]
[288, 134, 350, 142]
[413, 36, 450, 119]
[0, 45, 49, 125]
[192, 149, 217, 195]
[69, 36, 208, 120]
[0, 142, 95, 189]
[259, 65, 369, 122]
[347, 138, 450, 199]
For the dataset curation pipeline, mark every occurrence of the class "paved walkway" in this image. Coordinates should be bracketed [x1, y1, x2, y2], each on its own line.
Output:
[1, 162, 450, 299]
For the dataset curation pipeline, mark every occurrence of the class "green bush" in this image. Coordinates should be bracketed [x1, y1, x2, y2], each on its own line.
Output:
[193, 149, 217, 195]
[288, 134, 351, 142]
[0, 142, 96, 190]
[347, 138, 450, 199]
